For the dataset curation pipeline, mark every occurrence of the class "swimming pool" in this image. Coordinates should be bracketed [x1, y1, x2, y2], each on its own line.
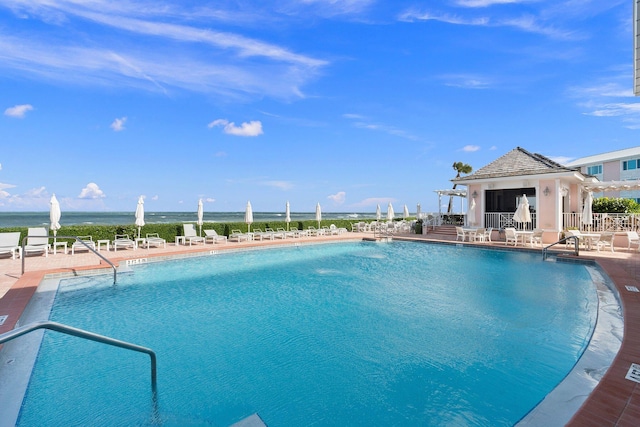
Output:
[12, 241, 603, 426]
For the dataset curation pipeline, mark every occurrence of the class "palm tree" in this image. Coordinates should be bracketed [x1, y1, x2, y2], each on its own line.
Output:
[447, 162, 473, 214]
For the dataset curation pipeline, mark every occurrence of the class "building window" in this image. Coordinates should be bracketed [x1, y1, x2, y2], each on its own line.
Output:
[622, 159, 639, 170]
[587, 165, 602, 175]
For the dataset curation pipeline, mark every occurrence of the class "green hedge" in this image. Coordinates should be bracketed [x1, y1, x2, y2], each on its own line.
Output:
[0, 218, 382, 244]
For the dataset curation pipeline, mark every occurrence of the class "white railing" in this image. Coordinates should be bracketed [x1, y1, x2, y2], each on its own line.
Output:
[482, 212, 639, 231]
[484, 213, 537, 230]
[563, 213, 640, 232]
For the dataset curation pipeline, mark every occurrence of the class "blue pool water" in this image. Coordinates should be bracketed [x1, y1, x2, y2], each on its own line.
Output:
[18, 242, 598, 426]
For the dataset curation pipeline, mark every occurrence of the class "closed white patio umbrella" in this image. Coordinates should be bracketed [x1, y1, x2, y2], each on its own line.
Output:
[50, 194, 61, 246]
[285, 201, 291, 231]
[315, 202, 322, 229]
[467, 198, 476, 226]
[582, 191, 593, 228]
[376, 204, 381, 221]
[513, 194, 531, 226]
[387, 202, 395, 222]
[197, 198, 204, 236]
[416, 203, 421, 220]
[403, 204, 409, 220]
[245, 201, 253, 233]
[135, 196, 145, 238]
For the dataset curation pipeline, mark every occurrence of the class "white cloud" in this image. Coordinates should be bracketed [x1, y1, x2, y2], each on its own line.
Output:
[151, 195, 159, 200]
[261, 180, 293, 190]
[351, 197, 395, 208]
[455, 0, 522, 7]
[549, 156, 574, 165]
[462, 145, 481, 152]
[209, 119, 264, 136]
[328, 191, 346, 204]
[0, 182, 16, 197]
[4, 104, 34, 118]
[78, 182, 106, 199]
[111, 117, 127, 131]
[205, 197, 216, 202]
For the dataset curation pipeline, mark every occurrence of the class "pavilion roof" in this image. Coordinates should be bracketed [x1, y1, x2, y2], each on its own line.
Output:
[453, 147, 578, 182]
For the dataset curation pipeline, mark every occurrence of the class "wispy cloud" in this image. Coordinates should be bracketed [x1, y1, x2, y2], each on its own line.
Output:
[569, 75, 640, 129]
[208, 119, 264, 136]
[78, 182, 106, 199]
[4, 104, 33, 118]
[440, 74, 492, 89]
[343, 114, 419, 141]
[398, 8, 579, 40]
[110, 117, 127, 131]
[261, 180, 294, 190]
[0, 0, 328, 99]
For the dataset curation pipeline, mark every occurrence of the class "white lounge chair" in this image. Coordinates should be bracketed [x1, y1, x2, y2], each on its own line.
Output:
[0, 232, 21, 259]
[24, 227, 50, 257]
[72, 236, 96, 255]
[626, 231, 640, 251]
[230, 229, 250, 242]
[250, 228, 267, 241]
[146, 233, 167, 248]
[113, 234, 136, 251]
[289, 227, 308, 238]
[483, 227, 493, 242]
[204, 229, 227, 244]
[183, 224, 205, 246]
[473, 228, 486, 242]
[307, 226, 324, 236]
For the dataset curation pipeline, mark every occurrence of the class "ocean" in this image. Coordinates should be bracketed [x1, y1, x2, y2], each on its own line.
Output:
[0, 211, 376, 228]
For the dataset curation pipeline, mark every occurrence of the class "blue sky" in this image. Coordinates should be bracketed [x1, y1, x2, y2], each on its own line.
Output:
[0, 0, 638, 214]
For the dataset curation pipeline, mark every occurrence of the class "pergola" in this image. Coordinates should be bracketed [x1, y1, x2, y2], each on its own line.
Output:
[434, 189, 467, 217]
[582, 180, 640, 192]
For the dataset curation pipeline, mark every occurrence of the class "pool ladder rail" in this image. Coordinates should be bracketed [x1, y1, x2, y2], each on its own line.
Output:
[0, 320, 158, 419]
[542, 235, 580, 260]
[21, 235, 118, 284]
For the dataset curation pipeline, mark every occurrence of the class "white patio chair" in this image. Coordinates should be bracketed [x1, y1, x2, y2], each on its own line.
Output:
[455, 226, 465, 241]
[504, 228, 517, 246]
[24, 227, 50, 257]
[0, 232, 21, 259]
[183, 224, 205, 246]
[626, 231, 640, 251]
[596, 233, 615, 252]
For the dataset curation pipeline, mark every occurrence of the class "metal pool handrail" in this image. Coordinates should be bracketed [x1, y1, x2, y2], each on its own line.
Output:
[0, 321, 157, 398]
[21, 235, 117, 284]
[542, 235, 580, 260]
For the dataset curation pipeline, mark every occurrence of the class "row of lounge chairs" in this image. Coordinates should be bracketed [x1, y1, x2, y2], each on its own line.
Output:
[0, 222, 353, 259]
[228, 225, 347, 242]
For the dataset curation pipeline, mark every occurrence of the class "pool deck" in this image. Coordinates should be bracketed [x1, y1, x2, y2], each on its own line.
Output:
[1, 231, 639, 426]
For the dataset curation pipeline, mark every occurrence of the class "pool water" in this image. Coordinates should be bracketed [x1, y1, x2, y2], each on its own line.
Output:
[18, 242, 598, 426]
